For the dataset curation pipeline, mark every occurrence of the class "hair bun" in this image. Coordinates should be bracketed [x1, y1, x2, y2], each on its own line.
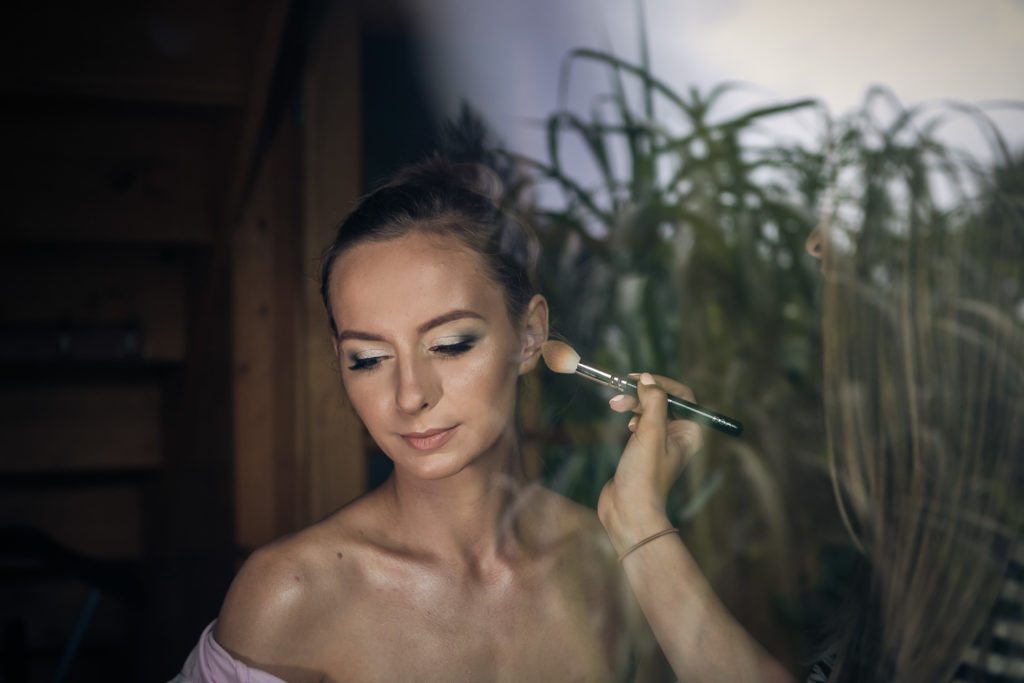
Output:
[388, 154, 505, 206]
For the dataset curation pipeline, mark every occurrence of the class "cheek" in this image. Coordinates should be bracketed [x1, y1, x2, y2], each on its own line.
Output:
[341, 374, 391, 431]
[448, 345, 518, 402]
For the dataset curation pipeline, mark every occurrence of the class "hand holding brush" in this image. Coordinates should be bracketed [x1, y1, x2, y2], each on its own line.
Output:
[540, 340, 744, 437]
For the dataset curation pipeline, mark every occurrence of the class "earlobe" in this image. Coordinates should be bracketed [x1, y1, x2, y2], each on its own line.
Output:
[517, 294, 549, 375]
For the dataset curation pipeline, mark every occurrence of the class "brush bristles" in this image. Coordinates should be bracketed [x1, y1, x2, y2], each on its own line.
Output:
[541, 340, 581, 374]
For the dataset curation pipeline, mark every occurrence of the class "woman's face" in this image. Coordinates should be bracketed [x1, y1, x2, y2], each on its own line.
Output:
[328, 231, 546, 480]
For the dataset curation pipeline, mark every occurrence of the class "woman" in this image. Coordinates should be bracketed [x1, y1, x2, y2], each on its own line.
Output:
[174, 157, 668, 682]
[176, 152, 1022, 682]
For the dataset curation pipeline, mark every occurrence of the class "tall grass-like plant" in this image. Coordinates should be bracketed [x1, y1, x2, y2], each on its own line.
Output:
[503, 44, 824, 608]
[488, 30, 1022, 660]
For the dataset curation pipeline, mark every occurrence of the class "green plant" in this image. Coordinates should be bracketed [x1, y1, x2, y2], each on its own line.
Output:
[503, 44, 824, 586]
[492, 32, 1021, 662]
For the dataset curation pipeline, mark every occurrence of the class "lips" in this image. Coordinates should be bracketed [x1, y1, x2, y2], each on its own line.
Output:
[400, 425, 459, 451]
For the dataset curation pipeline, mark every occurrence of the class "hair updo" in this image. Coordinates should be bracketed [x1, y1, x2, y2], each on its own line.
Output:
[319, 155, 538, 337]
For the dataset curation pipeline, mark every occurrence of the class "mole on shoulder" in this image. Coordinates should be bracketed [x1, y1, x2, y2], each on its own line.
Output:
[337, 551, 344, 559]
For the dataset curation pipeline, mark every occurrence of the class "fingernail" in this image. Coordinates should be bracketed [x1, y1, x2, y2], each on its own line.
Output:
[640, 372, 655, 386]
[609, 394, 628, 407]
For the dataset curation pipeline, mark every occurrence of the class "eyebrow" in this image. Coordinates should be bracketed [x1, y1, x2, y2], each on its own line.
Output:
[336, 309, 485, 342]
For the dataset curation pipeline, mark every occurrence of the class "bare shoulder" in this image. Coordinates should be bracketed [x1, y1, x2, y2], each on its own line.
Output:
[524, 489, 618, 569]
[214, 503, 373, 668]
[215, 533, 332, 666]
[529, 485, 616, 555]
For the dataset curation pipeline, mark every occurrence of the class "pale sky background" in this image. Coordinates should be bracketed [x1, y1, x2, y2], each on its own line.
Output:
[406, 0, 1024, 180]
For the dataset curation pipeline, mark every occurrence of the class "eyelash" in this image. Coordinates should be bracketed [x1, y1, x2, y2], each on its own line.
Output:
[432, 339, 476, 357]
[346, 339, 477, 372]
[348, 356, 384, 372]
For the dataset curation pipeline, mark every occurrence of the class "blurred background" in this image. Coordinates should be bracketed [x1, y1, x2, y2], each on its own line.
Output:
[0, 0, 1020, 680]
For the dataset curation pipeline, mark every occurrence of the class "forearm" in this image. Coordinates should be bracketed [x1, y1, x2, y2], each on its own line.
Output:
[600, 375, 793, 682]
[606, 510, 793, 683]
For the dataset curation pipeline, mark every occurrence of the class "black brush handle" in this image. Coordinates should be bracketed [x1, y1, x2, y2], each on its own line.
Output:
[575, 364, 744, 437]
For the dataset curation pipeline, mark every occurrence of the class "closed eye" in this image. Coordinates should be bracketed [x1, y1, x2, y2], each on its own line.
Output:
[347, 350, 390, 372]
[346, 336, 477, 371]
[348, 356, 384, 371]
[430, 338, 476, 357]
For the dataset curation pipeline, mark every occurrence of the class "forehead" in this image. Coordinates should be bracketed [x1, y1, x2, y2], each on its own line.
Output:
[329, 232, 505, 332]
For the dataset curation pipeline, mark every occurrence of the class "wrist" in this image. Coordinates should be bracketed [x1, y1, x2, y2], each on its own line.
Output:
[598, 496, 672, 555]
[616, 527, 680, 563]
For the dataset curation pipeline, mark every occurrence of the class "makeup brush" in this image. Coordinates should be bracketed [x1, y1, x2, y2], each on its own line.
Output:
[541, 340, 743, 437]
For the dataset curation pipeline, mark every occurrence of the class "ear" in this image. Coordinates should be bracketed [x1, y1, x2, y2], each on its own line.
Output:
[517, 294, 549, 375]
[331, 335, 340, 359]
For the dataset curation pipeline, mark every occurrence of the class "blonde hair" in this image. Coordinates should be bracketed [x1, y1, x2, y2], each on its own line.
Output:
[820, 209, 1024, 680]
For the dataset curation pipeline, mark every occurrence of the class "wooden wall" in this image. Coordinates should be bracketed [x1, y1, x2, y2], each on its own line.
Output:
[0, 1, 367, 679]
[231, 0, 367, 551]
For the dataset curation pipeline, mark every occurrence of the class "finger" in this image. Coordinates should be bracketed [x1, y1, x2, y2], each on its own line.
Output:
[645, 374, 696, 403]
[634, 372, 668, 445]
[627, 415, 638, 432]
[628, 373, 697, 411]
[666, 415, 703, 462]
[609, 394, 639, 413]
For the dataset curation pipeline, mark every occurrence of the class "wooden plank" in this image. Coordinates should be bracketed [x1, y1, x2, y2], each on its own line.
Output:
[231, 116, 301, 548]
[230, 0, 366, 548]
[2, 107, 218, 244]
[223, 0, 295, 542]
[269, 121, 302, 538]
[226, 0, 296, 543]
[231, 181, 280, 546]
[300, 0, 367, 523]
[0, 2, 245, 106]
[0, 484, 144, 559]
[0, 245, 188, 362]
[0, 384, 162, 473]
[225, 0, 293, 220]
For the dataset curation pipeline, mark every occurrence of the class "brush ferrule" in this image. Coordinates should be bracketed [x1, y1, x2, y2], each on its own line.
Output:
[575, 363, 635, 393]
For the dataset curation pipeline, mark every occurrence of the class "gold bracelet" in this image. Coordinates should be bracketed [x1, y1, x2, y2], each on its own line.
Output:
[617, 527, 679, 563]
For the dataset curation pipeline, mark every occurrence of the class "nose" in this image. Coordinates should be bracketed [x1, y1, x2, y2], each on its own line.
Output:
[395, 353, 438, 415]
[805, 222, 824, 260]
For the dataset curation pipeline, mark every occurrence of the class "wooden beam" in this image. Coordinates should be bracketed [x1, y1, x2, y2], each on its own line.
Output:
[230, 0, 366, 549]
[300, 0, 366, 523]
[225, 0, 293, 221]
[232, 114, 302, 548]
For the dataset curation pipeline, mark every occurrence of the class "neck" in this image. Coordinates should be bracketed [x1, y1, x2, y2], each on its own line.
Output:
[382, 428, 539, 565]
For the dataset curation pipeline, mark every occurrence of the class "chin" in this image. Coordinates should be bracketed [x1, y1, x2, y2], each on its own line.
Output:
[392, 450, 475, 481]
